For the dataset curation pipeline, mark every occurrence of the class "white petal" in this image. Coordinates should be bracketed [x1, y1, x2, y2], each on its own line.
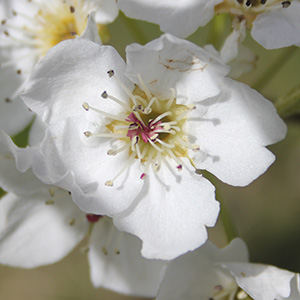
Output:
[125, 34, 229, 103]
[0, 190, 88, 268]
[0, 135, 44, 194]
[191, 78, 287, 186]
[79, 12, 102, 45]
[22, 39, 131, 125]
[0, 97, 33, 136]
[157, 239, 249, 300]
[0, 130, 37, 174]
[286, 274, 300, 300]
[32, 117, 145, 215]
[227, 44, 257, 79]
[221, 262, 295, 300]
[88, 217, 166, 297]
[119, 0, 222, 38]
[28, 116, 47, 146]
[114, 161, 219, 260]
[94, 0, 119, 24]
[251, 2, 300, 49]
[220, 20, 246, 64]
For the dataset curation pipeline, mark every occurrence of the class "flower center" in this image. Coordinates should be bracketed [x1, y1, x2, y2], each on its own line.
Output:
[0, 0, 106, 57]
[210, 284, 253, 300]
[83, 71, 201, 186]
[215, 0, 291, 24]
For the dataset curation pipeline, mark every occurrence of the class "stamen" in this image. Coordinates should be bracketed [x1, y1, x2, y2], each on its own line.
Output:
[176, 105, 196, 121]
[177, 137, 200, 151]
[82, 102, 126, 122]
[153, 153, 162, 172]
[104, 153, 136, 187]
[101, 90, 131, 110]
[148, 138, 164, 152]
[107, 69, 138, 102]
[156, 138, 175, 148]
[166, 148, 184, 170]
[143, 96, 158, 114]
[107, 144, 130, 156]
[84, 131, 127, 139]
[152, 111, 172, 124]
[166, 88, 176, 109]
[137, 73, 152, 100]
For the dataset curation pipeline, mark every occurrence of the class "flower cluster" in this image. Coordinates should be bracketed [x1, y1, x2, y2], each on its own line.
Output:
[0, 0, 299, 299]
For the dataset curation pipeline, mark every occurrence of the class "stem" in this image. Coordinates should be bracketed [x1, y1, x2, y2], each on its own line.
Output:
[206, 14, 230, 49]
[216, 188, 238, 242]
[253, 47, 298, 92]
[276, 83, 300, 118]
[120, 12, 148, 45]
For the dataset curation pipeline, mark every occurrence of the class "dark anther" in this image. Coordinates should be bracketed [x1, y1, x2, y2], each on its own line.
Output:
[261, 0, 267, 4]
[107, 69, 114, 77]
[246, 0, 252, 6]
[281, 1, 291, 8]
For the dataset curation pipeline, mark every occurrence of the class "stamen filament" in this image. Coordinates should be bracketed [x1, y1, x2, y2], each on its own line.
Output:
[152, 111, 172, 124]
[137, 73, 152, 100]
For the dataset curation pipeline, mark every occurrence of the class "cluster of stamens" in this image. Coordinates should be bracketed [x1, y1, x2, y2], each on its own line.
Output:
[210, 284, 252, 300]
[235, 0, 291, 7]
[215, 0, 291, 23]
[82, 70, 202, 187]
[0, 0, 99, 103]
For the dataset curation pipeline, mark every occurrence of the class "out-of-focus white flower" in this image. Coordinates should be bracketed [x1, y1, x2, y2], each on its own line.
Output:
[119, 0, 300, 49]
[0, 130, 165, 297]
[0, 0, 118, 135]
[22, 34, 286, 260]
[156, 239, 298, 300]
[216, 0, 300, 49]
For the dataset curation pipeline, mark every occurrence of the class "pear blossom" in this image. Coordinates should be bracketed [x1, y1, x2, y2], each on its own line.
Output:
[0, 0, 118, 135]
[118, 0, 300, 49]
[156, 238, 298, 300]
[22, 34, 286, 260]
[0, 130, 165, 297]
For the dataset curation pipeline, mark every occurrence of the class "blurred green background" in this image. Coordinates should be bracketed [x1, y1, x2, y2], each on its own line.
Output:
[1, 12, 300, 300]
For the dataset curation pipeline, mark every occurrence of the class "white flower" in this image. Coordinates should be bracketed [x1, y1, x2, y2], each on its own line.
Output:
[119, 0, 300, 49]
[156, 238, 298, 300]
[216, 0, 300, 49]
[21, 34, 286, 260]
[0, 130, 165, 297]
[0, 0, 118, 135]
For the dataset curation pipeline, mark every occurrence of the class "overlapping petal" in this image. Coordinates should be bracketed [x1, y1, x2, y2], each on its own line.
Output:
[191, 78, 287, 186]
[0, 190, 88, 268]
[125, 34, 229, 103]
[89, 217, 166, 296]
[114, 162, 219, 260]
[118, 0, 222, 38]
[252, 1, 300, 49]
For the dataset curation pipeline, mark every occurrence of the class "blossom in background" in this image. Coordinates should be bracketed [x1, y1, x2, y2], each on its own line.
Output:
[118, 0, 300, 49]
[21, 34, 286, 260]
[0, 130, 165, 297]
[0, 0, 118, 135]
[156, 238, 299, 300]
